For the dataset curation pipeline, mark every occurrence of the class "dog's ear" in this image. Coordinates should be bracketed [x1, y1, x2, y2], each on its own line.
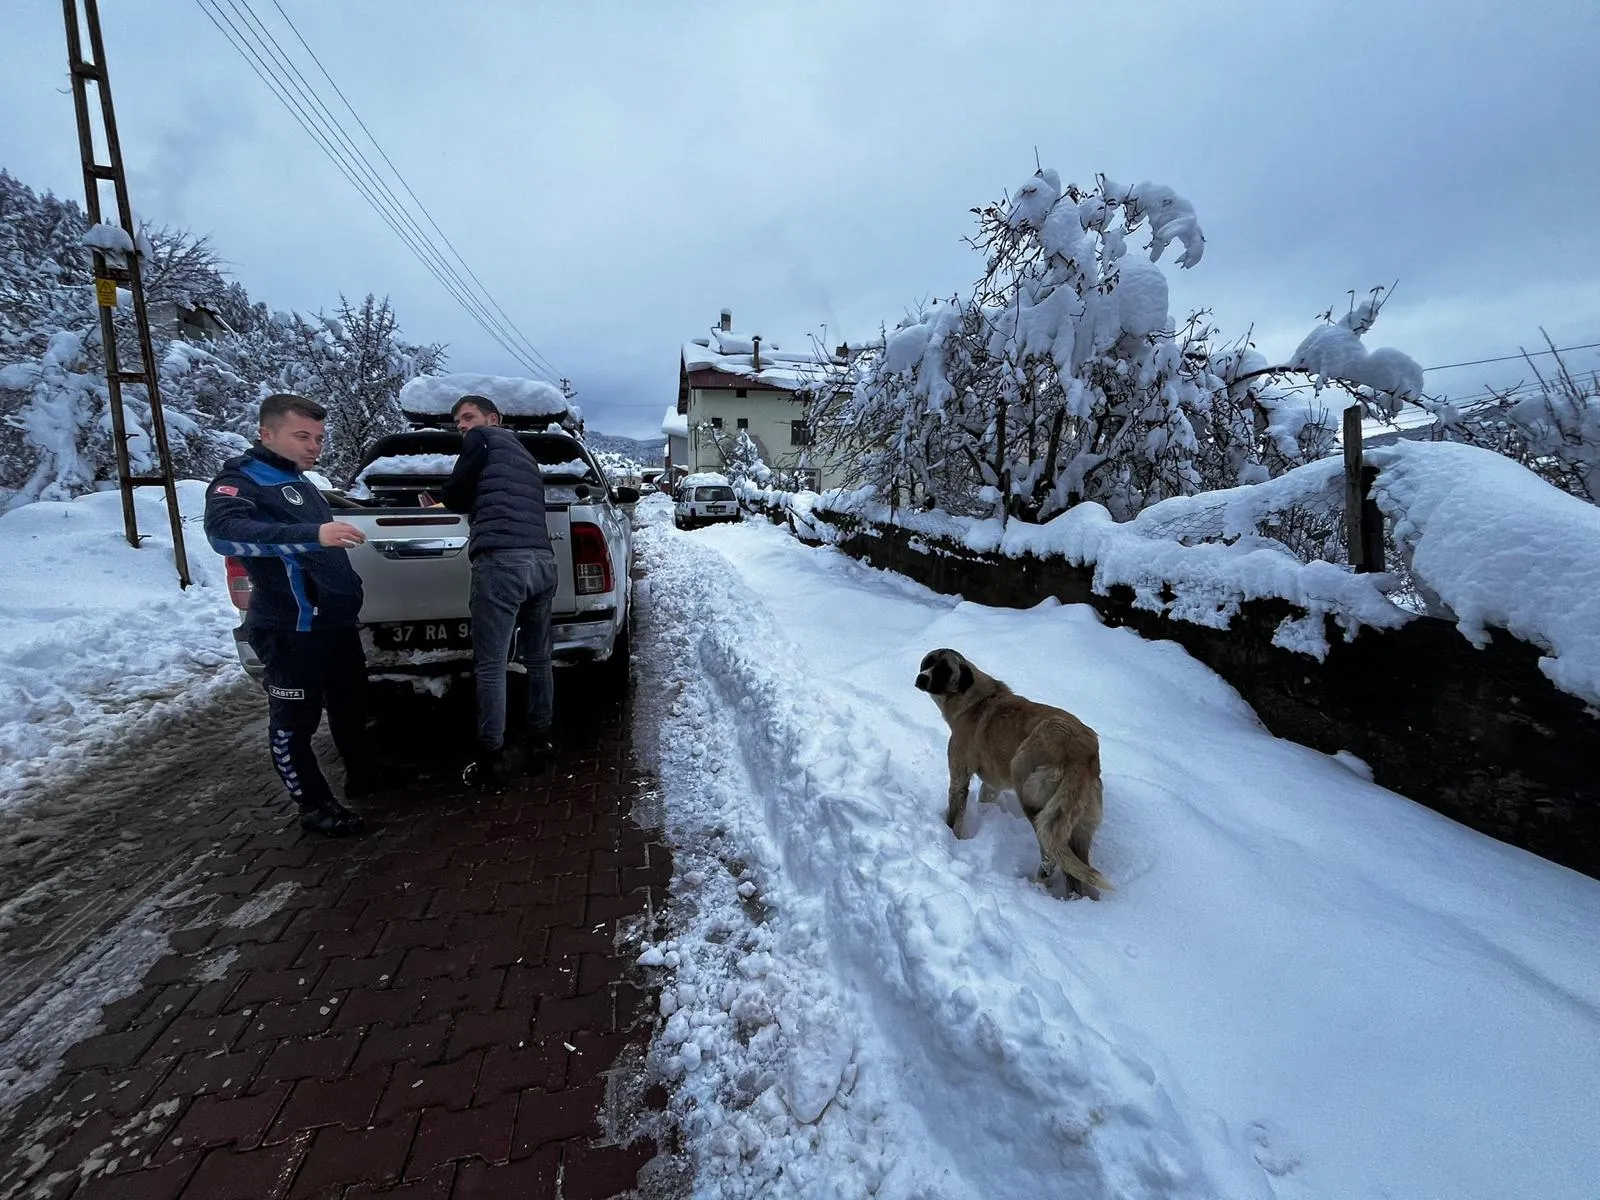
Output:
[957, 663, 974, 692]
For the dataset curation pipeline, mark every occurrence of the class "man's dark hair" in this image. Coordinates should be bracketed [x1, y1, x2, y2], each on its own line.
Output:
[451, 394, 500, 420]
[260, 393, 327, 425]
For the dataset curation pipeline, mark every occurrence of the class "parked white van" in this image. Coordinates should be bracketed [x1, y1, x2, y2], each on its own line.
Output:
[674, 472, 739, 530]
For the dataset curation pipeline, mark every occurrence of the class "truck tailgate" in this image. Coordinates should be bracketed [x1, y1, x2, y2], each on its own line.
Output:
[345, 512, 471, 623]
[342, 507, 578, 622]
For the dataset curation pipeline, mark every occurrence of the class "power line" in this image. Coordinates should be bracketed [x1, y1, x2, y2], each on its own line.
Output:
[1423, 340, 1600, 373]
[194, 0, 562, 382]
[268, 0, 564, 384]
[212, 0, 554, 381]
[228, 0, 557, 382]
[195, 0, 544, 377]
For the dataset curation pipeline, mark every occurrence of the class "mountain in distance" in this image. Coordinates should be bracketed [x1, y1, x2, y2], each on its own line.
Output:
[584, 430, 665, 466]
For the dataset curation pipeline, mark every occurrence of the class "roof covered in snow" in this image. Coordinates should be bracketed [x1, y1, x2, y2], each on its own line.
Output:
[662, 405, 689, 438]
[680, 319, 853, 395]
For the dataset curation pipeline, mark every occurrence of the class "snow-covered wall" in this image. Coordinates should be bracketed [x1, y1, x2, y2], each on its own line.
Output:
[740, 467, 1600, 880]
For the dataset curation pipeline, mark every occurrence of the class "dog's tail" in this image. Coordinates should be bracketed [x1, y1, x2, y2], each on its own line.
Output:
[1032, 768, 1113, 896]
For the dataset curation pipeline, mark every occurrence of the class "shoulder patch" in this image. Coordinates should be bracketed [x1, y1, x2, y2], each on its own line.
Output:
[213, 484, 239, 497]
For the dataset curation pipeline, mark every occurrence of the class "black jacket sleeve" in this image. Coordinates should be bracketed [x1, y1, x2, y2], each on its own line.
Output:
[439, 428, 489, 513]
[203, 469, 324, 557]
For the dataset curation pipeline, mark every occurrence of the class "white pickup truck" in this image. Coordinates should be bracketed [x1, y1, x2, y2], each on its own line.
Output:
[225, 427, 638, 692]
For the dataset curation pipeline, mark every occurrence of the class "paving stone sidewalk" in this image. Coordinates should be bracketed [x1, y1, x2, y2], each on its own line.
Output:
[0, 699, 674, 1200]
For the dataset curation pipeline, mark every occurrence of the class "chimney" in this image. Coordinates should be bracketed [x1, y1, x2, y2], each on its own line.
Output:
[719, 308, 732, 332]
[752, 335, 761, 372]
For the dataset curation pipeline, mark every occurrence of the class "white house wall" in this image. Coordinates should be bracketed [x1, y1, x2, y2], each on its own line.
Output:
[686, 386, 839, 488]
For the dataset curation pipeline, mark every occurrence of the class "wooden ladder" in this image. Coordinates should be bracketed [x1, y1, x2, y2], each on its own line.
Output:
[63, 0, 192, 587]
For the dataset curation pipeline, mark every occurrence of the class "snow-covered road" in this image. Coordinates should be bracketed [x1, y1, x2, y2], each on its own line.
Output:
[633, 500, 1600, 1200]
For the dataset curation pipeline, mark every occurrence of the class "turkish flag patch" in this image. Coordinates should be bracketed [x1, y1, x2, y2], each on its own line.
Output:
[213, 484, 238, 496]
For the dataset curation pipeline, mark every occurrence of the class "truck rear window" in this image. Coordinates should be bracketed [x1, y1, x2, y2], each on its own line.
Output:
[694, 487, 735, 502]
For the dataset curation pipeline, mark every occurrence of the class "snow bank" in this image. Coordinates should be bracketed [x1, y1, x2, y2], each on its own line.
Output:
[397, 373, 568, 420]
[636, 508, 1600, 1199]
[636, 513, 1274, 1200]
[805, 441, 1600, 692]
[1369, 439, 1600, 704]
[813, 461, 1411, 657]
[0, 483, 241, 801]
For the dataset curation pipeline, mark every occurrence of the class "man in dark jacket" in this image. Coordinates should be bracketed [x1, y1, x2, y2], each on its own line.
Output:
[438, 394, 557, 792]
[204, 393, 374, 836]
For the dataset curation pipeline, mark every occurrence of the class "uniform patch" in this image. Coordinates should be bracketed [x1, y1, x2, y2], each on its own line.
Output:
[281, 485, 304, 506]
[213, 484, 238, 497]
[266, 685, 306, 700]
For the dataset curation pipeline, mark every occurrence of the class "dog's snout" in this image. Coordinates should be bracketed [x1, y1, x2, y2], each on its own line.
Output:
[914, 673, 931, 691]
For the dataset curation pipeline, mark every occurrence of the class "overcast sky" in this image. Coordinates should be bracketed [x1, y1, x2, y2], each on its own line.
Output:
[5, 0, 1598, 440]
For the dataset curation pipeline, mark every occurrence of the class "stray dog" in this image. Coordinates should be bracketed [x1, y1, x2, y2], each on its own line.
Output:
[915, 648, 1111, 898]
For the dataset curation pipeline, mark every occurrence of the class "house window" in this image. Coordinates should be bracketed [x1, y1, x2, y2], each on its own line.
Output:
[794, 468, 821, 492]
[736, 388, 748, 398]
[710, 417, 724, 429]
[736, 417, 749, 430]
[790, 420, 810, 446]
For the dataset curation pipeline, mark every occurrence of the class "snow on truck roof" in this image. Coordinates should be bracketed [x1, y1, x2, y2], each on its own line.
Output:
[398, 373, 572, 421]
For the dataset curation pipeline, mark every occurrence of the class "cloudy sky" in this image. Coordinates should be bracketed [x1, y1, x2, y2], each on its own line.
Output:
[5, 0, 1598, 440]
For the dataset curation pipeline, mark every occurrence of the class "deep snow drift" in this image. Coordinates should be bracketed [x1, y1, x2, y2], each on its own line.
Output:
[0, 482, 240, 802]
[633, 501, 1600, 1200]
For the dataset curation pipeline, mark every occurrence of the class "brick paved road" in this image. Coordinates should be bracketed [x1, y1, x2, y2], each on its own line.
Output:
[0, 672, 677, 1200]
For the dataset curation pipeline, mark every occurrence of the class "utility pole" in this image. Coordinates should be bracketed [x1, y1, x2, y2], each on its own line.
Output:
[63, 0, 191, 587]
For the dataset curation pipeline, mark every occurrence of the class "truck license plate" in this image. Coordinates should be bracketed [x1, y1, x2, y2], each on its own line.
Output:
[373, 620, 472, 650]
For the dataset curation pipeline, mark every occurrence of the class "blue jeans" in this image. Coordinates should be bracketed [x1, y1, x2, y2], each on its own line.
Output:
[470, 548, 558, 750]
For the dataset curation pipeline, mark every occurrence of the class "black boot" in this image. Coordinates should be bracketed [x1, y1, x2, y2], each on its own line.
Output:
[463, 745, 509, 794]
[300, 798, 364, 837]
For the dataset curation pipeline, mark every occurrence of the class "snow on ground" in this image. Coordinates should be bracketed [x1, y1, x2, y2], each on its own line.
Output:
[0, 482, 241, 802]
[633, 501, 1600, 1200]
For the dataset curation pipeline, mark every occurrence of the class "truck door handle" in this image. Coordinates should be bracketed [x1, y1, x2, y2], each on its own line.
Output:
[370, 537, 467, 559]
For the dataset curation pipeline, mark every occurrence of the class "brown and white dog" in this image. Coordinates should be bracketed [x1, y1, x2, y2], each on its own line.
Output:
[915, 648, 1111, 898]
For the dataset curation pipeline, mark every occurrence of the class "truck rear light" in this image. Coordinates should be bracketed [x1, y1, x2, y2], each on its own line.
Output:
[571, 522, 613, 595]
[224, 556, 252, 610]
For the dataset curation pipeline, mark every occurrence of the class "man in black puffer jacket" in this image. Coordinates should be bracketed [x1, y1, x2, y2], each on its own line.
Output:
[204, 393, 375, 836]
[438, 394, 558, 792]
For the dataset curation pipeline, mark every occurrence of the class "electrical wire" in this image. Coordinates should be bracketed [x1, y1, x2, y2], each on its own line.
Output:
[194, 0, 560, 381]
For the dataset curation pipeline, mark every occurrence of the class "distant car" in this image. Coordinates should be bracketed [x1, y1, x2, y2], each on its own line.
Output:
[674, 472, 740, 530]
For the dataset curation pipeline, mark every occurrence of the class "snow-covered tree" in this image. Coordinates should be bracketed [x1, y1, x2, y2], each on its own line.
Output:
[1420, 337, 1598, 505]
[0, 169, 449, 504]
[809, 167, 1423, 522]
[277, 295, 446, 486]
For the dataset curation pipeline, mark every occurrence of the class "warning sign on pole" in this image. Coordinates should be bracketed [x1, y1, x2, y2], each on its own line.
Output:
[95, 278, 118, 307]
